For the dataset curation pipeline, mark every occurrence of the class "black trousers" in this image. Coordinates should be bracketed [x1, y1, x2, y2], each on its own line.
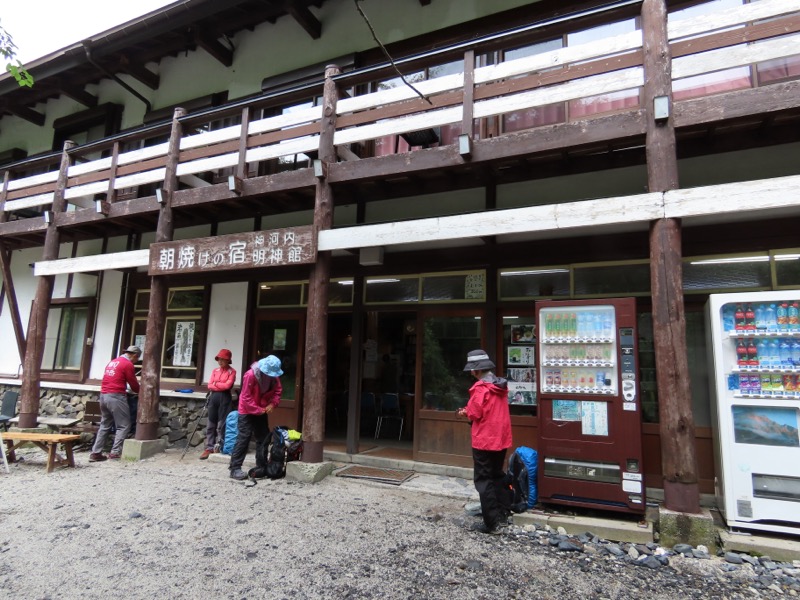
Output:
[472, 447, 510, 528]
[229, 413, 269, 471]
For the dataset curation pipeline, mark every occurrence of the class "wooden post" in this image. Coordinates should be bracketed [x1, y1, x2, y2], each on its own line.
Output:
[137, 108, 185, 441]
[642, 0, 700, 513]
[0, 171, 26, 361]
[18, 141, 75, 428]
[346, 275, 364, 455]
[302, 65, 340, 462]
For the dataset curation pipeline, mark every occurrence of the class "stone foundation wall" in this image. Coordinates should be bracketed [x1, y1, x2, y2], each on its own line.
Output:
[0, 385, 209, 448]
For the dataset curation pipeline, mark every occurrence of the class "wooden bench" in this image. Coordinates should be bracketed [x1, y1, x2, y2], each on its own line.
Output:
[2, 432, 80, 473]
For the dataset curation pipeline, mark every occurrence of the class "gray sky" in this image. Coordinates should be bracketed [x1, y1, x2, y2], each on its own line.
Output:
[3, 0, 176, 63]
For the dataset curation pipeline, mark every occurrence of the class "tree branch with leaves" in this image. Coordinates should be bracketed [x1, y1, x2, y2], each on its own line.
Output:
[1, 20, 34, 87]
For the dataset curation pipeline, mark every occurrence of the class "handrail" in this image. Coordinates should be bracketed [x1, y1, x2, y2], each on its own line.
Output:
[331, 0, 644, 85]
[2, 0, 799, 220]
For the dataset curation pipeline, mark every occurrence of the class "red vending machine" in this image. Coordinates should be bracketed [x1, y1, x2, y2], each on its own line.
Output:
[535, 297, 645, 514]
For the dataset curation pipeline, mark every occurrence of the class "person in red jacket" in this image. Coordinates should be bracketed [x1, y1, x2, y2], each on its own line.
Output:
[457, 349, 512, 534]
[229, 355, 283, 480]
[90, 345, 141, 462]
[200, 348, 237, 460]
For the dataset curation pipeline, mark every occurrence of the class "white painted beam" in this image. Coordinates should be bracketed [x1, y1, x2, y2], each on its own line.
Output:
[34, 249, 150, 276]
[319, 192, 664, 251]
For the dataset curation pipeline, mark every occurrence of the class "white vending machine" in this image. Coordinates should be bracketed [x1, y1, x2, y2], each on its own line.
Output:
[707, 291, 800, 535]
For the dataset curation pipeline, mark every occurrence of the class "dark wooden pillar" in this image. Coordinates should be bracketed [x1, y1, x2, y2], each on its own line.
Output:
[642, 0, 700, 513]
[346, 275, 365, 455]
[18, 141, 75, 428]
[301, 65, 340, 462]
[0, 171, 26, 362]
[137, 108, 185, 441]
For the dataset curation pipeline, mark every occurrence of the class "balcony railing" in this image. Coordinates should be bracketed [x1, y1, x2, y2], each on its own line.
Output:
[1, 0, 799, 227]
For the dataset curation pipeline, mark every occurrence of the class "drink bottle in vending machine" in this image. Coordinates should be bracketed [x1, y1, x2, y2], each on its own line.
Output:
[536, 297, 644, 514]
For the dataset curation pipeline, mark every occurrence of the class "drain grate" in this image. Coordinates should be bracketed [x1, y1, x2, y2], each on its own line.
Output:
[335, 465, 415, 485]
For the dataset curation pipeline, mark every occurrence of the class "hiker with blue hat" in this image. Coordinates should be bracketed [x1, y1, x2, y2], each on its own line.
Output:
[228, 355, 284, 480]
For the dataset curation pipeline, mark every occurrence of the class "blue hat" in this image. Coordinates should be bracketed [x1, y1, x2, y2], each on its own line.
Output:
[258, 355, 283, 377]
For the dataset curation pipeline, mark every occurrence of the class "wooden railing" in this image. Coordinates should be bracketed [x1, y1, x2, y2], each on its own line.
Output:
[2, 0, 799, 226]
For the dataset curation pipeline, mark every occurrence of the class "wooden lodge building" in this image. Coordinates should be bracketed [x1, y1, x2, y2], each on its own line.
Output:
[1, 0, 799, 513]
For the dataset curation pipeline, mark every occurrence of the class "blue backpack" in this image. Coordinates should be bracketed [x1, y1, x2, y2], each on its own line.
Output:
[507, 446, 538, 513]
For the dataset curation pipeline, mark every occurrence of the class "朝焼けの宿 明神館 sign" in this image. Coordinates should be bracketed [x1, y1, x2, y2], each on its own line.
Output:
[148, 226, 316, 275]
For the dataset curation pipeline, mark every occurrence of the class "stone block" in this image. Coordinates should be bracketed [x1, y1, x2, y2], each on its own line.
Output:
[286, 461, 335, 483]
[122, 438, 166, 461]
[657, 506, 718, 553]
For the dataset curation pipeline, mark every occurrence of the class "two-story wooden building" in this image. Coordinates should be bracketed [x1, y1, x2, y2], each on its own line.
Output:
[1, 0, 799, 513]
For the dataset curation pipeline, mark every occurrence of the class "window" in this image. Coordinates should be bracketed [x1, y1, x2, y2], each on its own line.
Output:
[131, 286, 206, 383]
[421, 315, 482, 411]
[42, 301, 91, 374]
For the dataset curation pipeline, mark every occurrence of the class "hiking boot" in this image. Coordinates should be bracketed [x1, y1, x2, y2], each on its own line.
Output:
[89, 453, 107, 462]
[108, 453, 121, 460]
[470, 522, 506, 535]
[230, 469, 248, 480]
[199, 449, 212, 460]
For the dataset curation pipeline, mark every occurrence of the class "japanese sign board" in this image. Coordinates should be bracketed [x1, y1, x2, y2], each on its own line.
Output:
[148, 226, 316, 275]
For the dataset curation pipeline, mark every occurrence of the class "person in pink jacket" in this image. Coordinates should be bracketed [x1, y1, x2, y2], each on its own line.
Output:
[457, 349, 512, 534]
[200, 348, 237, 460]
[229, 355, 283, 480]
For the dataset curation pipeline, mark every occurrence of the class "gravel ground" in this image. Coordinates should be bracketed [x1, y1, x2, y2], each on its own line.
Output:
[0, 448, 794, 600]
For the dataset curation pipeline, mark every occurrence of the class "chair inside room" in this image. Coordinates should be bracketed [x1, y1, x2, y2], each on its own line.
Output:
[0, 390, 19, 431]
[375, 393, 404, 440]
[360, 391, 376, 435]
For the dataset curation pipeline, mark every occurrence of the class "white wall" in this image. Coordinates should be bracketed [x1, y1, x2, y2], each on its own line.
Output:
[88, 270, 126, 379]
[203, 282, 249, 386]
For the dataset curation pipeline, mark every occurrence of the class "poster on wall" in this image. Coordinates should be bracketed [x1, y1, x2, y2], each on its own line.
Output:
[134, 335, 146, 354]
[173, 321, 195, 367]
[273, 329, 287, 350]
[732, 406, 799, 447]
[508, 381, 536, 405]
[510, 324, 535, 344]
[507, 346, 535, 366]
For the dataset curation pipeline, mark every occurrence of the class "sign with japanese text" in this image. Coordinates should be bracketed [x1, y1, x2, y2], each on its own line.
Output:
[148, 226, 316, 275]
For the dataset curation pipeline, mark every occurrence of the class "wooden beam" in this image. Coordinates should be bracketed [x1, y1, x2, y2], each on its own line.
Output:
[19, 141, 75, 428]
[302, 64, 340, 463]
[139, 108, 185, 442]
[0, 244, 26, 360]
[118, 57, 160, 90]
[194, 29, 234, 67]
[643, 0, 699, 515]
[0, 101, 45, 126]
[57, 82, 98, 108]
[286, 1, 322, 39]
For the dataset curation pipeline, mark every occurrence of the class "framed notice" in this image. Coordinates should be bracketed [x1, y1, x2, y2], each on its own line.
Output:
[273, 329, 287, 351]
[510, 324, 535, 344]
[507, 346, 534, 366]
[173, 321, 195, 367]
[508, 381, 536, 405]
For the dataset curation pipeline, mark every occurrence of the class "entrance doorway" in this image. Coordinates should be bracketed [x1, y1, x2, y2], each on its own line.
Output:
[324, 311, 416, 458]
[360, 312, 416, 456]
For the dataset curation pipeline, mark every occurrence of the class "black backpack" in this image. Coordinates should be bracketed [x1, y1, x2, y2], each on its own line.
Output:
[248, 428, 288, 480]
[265, 428, 288, 479]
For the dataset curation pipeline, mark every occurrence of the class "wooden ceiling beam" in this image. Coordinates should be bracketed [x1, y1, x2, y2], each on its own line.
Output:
[194, 29, 234, 67]
[117, 57, 160, 90]
[286, 1, 322, 39]
[0, 101, 46, 126]
[56, 81, 99, 108]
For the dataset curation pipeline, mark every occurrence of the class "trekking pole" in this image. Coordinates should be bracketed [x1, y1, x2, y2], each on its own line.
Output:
[180, 393, 210, 460]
